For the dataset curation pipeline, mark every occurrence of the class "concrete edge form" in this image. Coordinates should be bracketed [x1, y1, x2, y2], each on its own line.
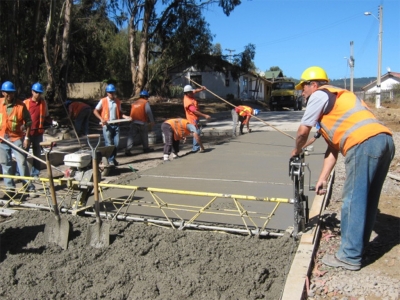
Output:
[281, 170, 335, 300]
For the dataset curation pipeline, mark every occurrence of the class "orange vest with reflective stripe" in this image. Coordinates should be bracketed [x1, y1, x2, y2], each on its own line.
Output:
[70, 102, 90, 119]
[183, 95, 198, 125]
[129, 98, 148, 122]
[99, 97, 121, 121]
[24, 98, 46, 135]
[165, 118, 191, 141]
[237, 105, 253, 117]
[318, 85, 392, 155]
[0, 98, 26, 142]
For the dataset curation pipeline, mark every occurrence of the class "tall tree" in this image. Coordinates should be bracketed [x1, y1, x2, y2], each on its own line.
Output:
[123, 0, 241, 96]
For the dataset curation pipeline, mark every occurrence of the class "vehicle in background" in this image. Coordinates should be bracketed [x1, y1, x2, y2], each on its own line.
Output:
[268, 79, 303, 111]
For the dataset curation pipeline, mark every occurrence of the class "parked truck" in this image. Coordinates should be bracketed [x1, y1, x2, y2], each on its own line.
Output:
[269, 79, 303, 111]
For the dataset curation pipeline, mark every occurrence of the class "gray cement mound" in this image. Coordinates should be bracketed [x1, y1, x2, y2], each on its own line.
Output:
[0, 210, 298, 299]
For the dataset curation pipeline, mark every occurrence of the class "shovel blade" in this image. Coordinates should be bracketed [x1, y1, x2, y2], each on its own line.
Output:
[86, 222, 110, 248]
[44, 216, 70, 250]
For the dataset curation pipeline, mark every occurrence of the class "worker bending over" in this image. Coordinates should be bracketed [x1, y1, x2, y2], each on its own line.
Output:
[161, 118, 205, 162]
[232, 105, 259, 136]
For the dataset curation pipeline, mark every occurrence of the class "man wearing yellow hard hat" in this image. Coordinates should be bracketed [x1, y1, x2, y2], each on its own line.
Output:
[291, 66, 395, 271]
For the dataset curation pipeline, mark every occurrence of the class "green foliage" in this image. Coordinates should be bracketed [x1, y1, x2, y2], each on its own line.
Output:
[169, 85, 184, 98]
[269, 66, 281, 71]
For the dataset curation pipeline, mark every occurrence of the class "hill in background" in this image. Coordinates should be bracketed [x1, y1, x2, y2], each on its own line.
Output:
[288, 77, 376, 91]
[329, 77, 376, 91]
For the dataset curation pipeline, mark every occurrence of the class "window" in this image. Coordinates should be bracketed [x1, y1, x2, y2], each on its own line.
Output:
[191, 75, 202, 86]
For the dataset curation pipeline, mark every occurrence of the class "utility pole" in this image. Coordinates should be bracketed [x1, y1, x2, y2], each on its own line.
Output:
[349, 41, 355, 92]
[364, 5, 383, 108]
[225, 48, 235, 63]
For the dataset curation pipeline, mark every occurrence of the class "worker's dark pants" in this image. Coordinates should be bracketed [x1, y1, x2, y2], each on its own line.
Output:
[161, 123, 180, 155]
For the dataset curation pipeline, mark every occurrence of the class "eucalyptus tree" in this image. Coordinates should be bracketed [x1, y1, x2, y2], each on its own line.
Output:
[120, 0, 242, 96]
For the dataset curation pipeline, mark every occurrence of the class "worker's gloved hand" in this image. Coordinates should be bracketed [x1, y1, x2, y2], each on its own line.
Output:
[52, 120, 59, 128]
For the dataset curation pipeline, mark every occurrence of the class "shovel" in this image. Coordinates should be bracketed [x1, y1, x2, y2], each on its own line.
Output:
[85, 134, 110, 248]
[41, 141, 70, 250]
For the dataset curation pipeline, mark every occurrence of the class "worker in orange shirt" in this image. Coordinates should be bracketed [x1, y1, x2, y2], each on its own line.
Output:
[65, 100, 92, 136]
[161, 118, 205, 162]
[24, 82, 58, 181]
[125, 90, 155, 156]
[0, 81, 35, 199]
[231, 105, 259, 136]
[183, 85, 211, 152]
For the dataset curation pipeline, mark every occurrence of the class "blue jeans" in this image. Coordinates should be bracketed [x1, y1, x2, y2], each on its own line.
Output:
[102, 124, 119, 163]
[0, 138, 35, 191]
[336, 133, 395, 266]
[192, 124, 201, 151]
[30, 135, 43, 177]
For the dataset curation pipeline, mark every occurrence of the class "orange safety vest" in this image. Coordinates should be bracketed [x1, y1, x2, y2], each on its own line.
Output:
[70, 102, 91, 119]
[0, 98, 26, 142]
[237, 105, 253, 117]
[129, 98, 148, 122]
[318, 85, 392, 156]
[99, 97, 121, 121]
[165, 118, 191, 141]
[24, 98, 47, 135]
[183, 95, 198, 125]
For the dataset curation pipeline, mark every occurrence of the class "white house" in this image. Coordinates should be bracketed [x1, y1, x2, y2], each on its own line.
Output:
[362, 72, 400, 93]
[169, 57, 271, 102]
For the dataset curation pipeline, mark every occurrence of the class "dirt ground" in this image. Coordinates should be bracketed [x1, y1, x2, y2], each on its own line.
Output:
[0, 97, 399, 299]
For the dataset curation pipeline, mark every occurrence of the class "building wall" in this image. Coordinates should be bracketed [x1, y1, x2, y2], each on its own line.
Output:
[67, 82, 106, 99]
[171, 68, 266, 101]
[365, 78, 400, 93]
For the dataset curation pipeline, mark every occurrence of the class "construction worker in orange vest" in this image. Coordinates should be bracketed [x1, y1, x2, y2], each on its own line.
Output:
[232, 105, 260, 136]
[161, 118, 205, 162]
[0, 81, 36, 199]
[125, 90, 155, 156]
[183, 85, 211, 152]
[93, 84, 130, 166]
[292, 66, 395, 271]
[65, 100, 92, 136]
[24, 82, 58, 182]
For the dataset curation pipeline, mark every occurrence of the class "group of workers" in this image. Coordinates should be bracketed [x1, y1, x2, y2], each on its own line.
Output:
[1, 65, 395, 272]
[0, 81, 58, 199]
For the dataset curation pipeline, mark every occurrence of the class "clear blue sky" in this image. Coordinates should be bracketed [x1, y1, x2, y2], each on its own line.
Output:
[203, 0, 400, 80]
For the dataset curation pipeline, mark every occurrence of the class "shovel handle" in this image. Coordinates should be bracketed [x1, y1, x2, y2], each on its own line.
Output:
[86, 134, 101, 155]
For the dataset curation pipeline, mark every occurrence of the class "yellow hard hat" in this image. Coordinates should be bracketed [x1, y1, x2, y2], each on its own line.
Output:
[295, 66, 329, 90]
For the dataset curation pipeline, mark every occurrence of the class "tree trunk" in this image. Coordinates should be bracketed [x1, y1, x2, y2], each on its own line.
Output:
[59, 0, 72, 103]
[129, 13, 138, 97]
[135, 0, 155, 96]
[43, 0, 56, 102]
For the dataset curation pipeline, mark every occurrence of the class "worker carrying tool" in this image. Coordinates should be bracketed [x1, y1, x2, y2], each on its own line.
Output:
[291, 66, 395, 271]
[0, 81, 36, 198]
[183, 85, 211, 152]
[161, 118, 205, 162]
[231, 105, 260, 136]
[93, 84, 131, 166]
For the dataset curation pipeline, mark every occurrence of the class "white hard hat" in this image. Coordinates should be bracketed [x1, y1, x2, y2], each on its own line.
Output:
[183, 85, 194, 93]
